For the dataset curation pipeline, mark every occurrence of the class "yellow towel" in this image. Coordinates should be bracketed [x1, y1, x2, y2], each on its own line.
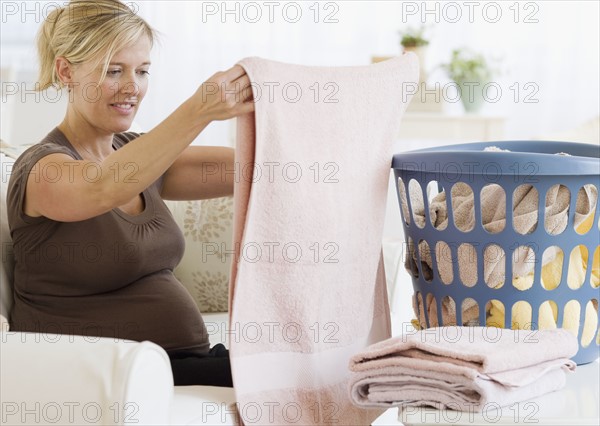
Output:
[410, 185, 599, 343]
[487, 211, 599, 347]
[419, 243, 598, 336]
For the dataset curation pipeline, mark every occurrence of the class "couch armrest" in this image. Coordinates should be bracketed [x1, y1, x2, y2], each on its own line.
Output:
[0, 314, 8, 332]
[165, 197, 233, 314]
[1, 332, 173, 425]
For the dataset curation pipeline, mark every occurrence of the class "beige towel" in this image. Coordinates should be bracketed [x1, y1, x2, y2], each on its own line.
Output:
[407, 182, 598, 328]
[229, 55, 419, 425]
[348, 327, 578, 412]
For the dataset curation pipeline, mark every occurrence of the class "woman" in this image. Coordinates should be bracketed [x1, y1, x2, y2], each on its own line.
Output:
[7, 0, 253, 387]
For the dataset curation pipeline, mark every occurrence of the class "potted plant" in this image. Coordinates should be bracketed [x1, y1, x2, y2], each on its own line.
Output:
[441, 49, 493, 113]
[399, 26, 429, 82]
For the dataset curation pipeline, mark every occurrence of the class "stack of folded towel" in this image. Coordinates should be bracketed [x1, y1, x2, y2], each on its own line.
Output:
[348, 327, 578, 412]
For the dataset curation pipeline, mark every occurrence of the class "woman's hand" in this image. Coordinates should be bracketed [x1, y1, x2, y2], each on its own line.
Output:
[194, 65, 255, 122]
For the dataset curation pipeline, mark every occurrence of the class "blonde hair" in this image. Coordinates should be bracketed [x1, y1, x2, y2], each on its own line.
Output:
[36, 0, 156, 91]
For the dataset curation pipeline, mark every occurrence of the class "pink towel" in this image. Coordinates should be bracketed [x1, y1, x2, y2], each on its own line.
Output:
[229, 55, 419, 425]
[348, 327, 578, 412]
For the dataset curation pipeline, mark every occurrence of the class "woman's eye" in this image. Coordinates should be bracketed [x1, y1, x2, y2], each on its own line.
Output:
[137, 70, 150, 76]
[107, 70, 121, 76]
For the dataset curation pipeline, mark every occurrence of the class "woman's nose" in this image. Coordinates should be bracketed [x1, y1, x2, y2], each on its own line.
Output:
[121, 73, 140, 96]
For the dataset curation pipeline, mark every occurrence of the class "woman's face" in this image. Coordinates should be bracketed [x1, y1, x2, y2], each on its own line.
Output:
[67, 35, 152, 134]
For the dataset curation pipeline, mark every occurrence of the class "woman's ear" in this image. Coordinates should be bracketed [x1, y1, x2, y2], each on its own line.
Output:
[55, 56, 73, 89]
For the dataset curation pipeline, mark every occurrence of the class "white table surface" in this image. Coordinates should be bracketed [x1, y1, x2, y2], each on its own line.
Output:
[399, 359, 599, 425]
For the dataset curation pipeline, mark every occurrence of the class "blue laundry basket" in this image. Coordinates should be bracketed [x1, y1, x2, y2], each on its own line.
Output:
[392, 141, 600, 365]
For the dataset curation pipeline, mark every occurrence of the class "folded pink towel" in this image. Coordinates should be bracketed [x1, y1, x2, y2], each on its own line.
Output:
[229, 55, 419, 425]
[348, 327, 577, 412]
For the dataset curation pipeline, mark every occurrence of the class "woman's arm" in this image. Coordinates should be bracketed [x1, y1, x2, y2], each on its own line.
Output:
[160, 146, 235, 201]
[25, 66, 252, 221]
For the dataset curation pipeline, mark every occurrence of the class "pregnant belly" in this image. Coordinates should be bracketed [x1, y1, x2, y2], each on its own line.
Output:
[11, 270, 210, 354]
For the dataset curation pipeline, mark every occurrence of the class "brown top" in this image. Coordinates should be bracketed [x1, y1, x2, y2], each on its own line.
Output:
[7, 128, 210, 355]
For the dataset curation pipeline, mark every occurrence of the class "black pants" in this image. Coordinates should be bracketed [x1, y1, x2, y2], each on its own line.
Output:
[168, 343, 233, 387]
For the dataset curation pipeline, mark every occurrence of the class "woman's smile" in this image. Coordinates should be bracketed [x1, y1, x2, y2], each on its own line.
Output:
[110, 102, 137, 115]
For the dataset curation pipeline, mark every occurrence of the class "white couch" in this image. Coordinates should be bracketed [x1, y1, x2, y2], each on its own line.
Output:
[1, 321, 238, 426]
[0, 150, 239, 426]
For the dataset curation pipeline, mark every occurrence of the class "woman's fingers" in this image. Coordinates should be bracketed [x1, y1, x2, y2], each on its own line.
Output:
[226, 64, 247, 82]
[224, 70, 254, 111]
[241, 87, 254, 103]
[235, 75, 254, 102]
[227, 73, 253, 101]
